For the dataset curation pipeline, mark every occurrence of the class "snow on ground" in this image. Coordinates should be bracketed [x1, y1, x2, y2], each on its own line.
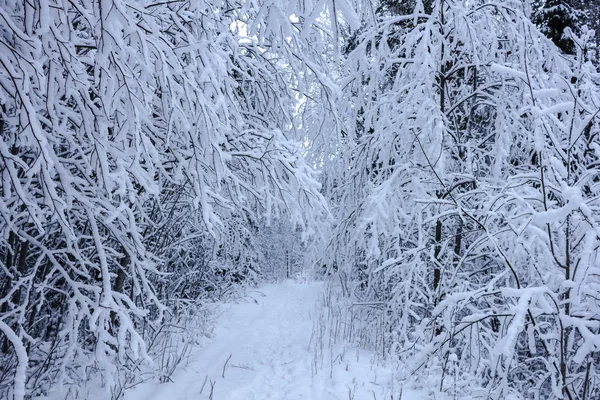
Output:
[126, 280, 428, 400]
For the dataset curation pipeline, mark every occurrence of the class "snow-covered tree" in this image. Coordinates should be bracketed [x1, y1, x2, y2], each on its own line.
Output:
[329, 0, 600, 398]
[0, 0, 333, 397]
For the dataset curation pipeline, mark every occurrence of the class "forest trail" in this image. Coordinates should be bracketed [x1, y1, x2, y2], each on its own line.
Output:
[126, 280, 422, 400]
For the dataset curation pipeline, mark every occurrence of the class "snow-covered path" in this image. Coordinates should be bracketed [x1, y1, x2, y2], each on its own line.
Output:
[127, 280, 421, 400]
[128, 281, 322, 400]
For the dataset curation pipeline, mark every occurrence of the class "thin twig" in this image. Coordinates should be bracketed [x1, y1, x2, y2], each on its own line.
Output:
[222, 353, 233, 378]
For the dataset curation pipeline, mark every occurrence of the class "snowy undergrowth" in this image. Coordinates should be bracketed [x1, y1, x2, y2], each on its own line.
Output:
[31, 298, 217, 400]
[314, 279, 434, 400]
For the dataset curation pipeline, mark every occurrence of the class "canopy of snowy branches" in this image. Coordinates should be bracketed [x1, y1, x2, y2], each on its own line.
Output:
[1, 0, 600, 399]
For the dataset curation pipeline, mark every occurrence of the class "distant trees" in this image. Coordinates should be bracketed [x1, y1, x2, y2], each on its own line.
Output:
[0, 0, 331, 398]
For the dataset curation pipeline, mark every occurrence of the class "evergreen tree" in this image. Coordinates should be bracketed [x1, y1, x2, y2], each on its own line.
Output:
[534, 0, 582, 54]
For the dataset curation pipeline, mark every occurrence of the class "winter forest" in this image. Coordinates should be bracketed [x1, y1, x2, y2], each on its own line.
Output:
[2, 0, 600, 399]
